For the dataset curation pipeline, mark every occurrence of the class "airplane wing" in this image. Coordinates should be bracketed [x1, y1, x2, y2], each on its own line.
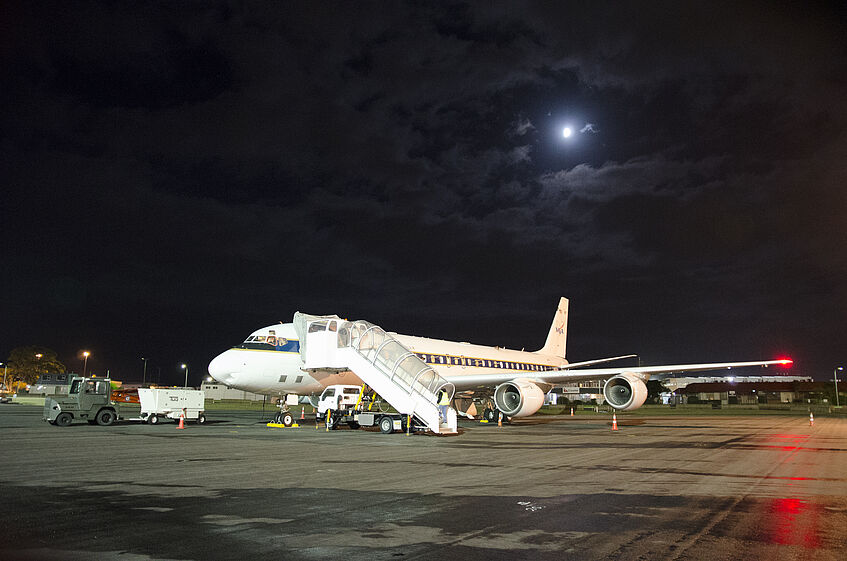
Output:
[445, 359, 793, 390]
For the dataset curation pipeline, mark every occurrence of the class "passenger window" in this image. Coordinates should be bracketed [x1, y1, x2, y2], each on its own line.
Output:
[295, 376, 303, 383]
[278, 375, 287, 383]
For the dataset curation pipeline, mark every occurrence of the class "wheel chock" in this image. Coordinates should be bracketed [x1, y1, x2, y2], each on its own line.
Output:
[266, 422, 300, 429]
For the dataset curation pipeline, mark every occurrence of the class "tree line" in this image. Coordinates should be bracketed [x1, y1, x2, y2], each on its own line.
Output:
[2, 346, 66, 391]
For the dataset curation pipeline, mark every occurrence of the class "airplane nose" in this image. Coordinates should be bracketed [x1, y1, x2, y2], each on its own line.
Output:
[208, 351, 236, 386]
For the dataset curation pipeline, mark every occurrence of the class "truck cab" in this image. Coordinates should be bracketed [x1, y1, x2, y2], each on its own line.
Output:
[316, 385, 362, 417]
[43, 377, 117, 427]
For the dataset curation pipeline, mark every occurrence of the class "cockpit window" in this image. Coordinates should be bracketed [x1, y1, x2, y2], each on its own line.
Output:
[235, 333, 299, 352]
[308, 321, 327, 333]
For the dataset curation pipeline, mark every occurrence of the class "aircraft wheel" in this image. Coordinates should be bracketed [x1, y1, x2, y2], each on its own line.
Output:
[483, 408, 497, 422]
[55, 413, 73, 427]
[96, 409, 116, 426]
[282, 412, 294, 427]
[379, 416, 394, 434]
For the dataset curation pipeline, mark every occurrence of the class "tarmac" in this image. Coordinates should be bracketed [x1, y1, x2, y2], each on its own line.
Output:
[1, 404, 846, 560]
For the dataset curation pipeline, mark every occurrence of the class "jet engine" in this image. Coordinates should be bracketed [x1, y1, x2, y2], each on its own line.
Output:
[494, 379, 546, 417]
[603, 372, 648, 411]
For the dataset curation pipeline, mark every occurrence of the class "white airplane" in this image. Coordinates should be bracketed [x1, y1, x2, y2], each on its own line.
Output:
[207, 297, 792, 419]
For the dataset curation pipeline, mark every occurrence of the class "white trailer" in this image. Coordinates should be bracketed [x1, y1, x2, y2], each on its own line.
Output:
[137, 388, 206, 425]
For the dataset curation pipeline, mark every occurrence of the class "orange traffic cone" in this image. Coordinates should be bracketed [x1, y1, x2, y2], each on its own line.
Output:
[611, 413, 618, 431]
[498, 411, 503, 427]
[300, 407, 305, 420]
[177, 410, 186, 430]
[570, 407, 574, 417]
[809, 413, 814, 426]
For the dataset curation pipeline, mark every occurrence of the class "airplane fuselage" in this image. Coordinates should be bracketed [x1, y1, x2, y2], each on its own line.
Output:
[208, 322, 568, 397]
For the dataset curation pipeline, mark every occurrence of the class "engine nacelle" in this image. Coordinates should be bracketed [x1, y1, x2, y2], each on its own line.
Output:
[603, 372, 648, 411]
[494, 379, 546, 417]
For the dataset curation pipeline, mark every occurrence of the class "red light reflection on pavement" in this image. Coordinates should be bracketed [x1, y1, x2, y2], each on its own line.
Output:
[768, 498, 821, 547]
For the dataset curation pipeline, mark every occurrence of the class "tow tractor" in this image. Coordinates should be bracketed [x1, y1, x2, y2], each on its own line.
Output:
[43, 377, 118, 426]
[315, 384, 428, 434]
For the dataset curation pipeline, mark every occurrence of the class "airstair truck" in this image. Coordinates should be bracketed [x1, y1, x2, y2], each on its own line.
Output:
[137, 388, 206, 425]
[315, 384, 429, 434]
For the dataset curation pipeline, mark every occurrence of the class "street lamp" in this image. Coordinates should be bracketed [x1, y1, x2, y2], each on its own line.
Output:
[82, 351, 90, 377]
[835, 366, 844, 408]
[181, 363, 189, 388]
[141, 357, 148, 387]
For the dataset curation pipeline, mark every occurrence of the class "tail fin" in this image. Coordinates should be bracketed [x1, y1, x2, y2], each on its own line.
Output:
[537, 297, 569, 358]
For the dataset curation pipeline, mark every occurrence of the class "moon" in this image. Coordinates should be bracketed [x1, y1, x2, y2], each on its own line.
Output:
[562, 127, 572, 138]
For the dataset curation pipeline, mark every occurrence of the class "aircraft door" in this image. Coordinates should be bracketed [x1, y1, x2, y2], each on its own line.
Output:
[303, 320, 346, 370]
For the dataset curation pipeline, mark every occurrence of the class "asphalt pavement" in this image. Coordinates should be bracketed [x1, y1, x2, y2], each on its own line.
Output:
[1, 404, 845, 560]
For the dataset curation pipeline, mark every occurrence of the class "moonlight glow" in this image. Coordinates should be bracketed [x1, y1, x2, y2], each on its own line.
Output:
[562, 127, 572, 138]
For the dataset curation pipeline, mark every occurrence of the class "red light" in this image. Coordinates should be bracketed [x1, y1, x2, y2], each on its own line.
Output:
[776, 358, 793, 367]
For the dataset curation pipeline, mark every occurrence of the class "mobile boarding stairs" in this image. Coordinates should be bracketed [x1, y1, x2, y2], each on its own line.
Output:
[294, 313, 458, 435]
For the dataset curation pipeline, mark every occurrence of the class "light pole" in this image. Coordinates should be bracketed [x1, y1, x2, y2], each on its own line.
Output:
[181, 363, 189, 388]
[142, 357, 148, 387]
[82, 351, 90, 377]
[1, 362, 6, 391]
[835, 366, 843, 408]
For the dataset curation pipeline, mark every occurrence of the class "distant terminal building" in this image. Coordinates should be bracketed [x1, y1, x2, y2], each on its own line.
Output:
[200, 380, 266, 401]
[662, 375, 812, 392]
[658, 374, 834, 406]
[29, 373, 127, 395]
[28, 373, 71, 395]
[546, 383, 603, 404]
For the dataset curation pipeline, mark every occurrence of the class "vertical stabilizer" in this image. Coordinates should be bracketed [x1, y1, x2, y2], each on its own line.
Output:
[537, 297, 568, 358]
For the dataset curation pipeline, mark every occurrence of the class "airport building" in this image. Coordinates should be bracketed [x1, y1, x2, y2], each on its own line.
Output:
[28, 373, 71, 395]
[200, 380, 266, 401]
[676, 380, 833, 405]
[662, 375, 812, 392]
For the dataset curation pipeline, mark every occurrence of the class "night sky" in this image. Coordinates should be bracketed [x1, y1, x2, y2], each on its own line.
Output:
[3, 2, 846, 385]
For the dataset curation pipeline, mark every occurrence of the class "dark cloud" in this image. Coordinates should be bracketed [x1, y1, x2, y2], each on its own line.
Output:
[2, 1, 845, 382]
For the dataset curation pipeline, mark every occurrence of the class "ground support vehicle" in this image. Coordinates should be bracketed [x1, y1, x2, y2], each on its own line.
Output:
[43, 377, 118, 427]
[136, 388, 206, 425]
[314, 384, 429, 434]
